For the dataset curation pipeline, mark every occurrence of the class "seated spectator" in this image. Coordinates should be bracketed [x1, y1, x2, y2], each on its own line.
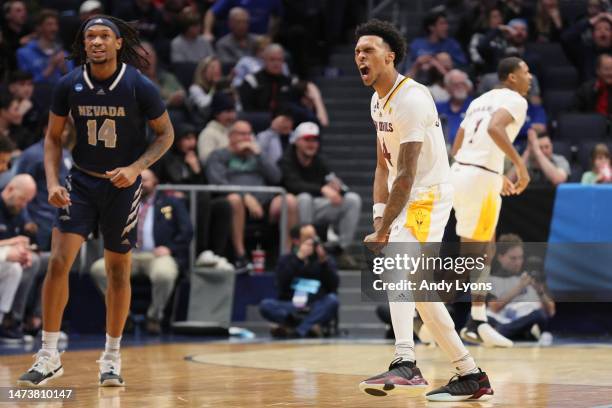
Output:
[436, 69, 474, 144]
[188, 56, 223, 123]
[171, 12, 215, 64]
[203, 0, 282, 41]
[581, 143, 612, 184]
[469, 7, 505, 75]
[0, 93, 36, 151]
[515, 103, 547, 148]
[279, 122, 361, 268]
[90, 169, 193, 334]
[407, 52, 454, 102]
[478, 18, 542, 77]
[158, 124, 205, 185]
[0, 136, 16, 176]
[216, 7, 258, 69]
[508, 128, 569, 186]
[15, 119, 74, 251]
[1, 0, 34, 72]
[16, 9, 73, 85]
[572, 53, 612, 116]
[0, 237, 30, 341]
[139, 42, 186, 109]
[116, 0, 163, 44]
[534, 0, 566, 42]
[257, 107, 294, 173]
[487, 234, 555, 344]
[0, 174, 41, 341]
[259, 224, 339, 338]
[206, 120, 298, 269]
[409, 9, 467, 68]
[499, 0, 535, 22]
[232, 36, 289, 88]
[8, 70, 41, 136]
[239, 43, 299, 114]
[198, 92, 236, 164]
[295, 81, 330, 127]
[562, 12, 612, 81]
[156, 122, 232, 262]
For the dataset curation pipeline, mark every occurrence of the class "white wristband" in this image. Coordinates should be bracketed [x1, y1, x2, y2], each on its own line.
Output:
[373, 203, 386, 220]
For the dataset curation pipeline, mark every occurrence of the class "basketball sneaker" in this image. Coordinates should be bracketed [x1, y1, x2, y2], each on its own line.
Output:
[425, 369, 494, 402]
[17, 350, 63, 387]
[97, 352, 125, 387]
[358, 358, 428, 397]
[460, 318, 513, 348]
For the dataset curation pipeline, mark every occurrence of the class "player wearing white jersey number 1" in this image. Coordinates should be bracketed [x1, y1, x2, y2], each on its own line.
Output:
[355, 20, 493, 402]
[450, 57, 532, 348]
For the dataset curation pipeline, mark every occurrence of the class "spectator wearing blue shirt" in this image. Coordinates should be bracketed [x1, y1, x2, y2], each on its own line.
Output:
[436, 69, 474, 145]
[15, 123, 74, 251]
[203, 0, 282, 41]
[516, 103, 547, 148]
[409, 10, 467, 68]
[16, 9, 73, 85]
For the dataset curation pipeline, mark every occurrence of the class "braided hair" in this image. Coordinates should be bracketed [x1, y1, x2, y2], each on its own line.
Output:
[68, 15, 149, 70]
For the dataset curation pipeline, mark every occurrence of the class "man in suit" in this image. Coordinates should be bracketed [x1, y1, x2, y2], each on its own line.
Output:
[90, 169, 192, 334]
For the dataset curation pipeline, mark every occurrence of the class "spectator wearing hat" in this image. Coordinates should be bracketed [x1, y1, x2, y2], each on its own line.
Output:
[216, 7, 259, 69]
[198, 92, 236, 164]
[279, 122, 361, 268]
[79, 0, 103, 19]
[256, 107, 294, 173]
[409, 10, 467, 68]
[206, 120, 298, 268]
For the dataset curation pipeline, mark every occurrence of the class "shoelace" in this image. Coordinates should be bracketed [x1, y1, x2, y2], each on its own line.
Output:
[29, 353, 57, 374]
[96, 358, 120, 375]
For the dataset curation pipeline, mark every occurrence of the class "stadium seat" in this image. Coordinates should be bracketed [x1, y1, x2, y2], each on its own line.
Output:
[553, 140, 572, 162]
[556, 113, 608, 145]
[173, 62, 198, 90]
[576, 140, 606, 171]
[542, 66, 579, 91]
[237, 111, 271, 134]
[543, 90, 574, 120]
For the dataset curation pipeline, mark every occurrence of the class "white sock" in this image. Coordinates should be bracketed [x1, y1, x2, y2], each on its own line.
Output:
[471, 304, 487, 321]
[41, 331, 60, 354]
[389, 302, 416, 362]
[453, 353, 479, 376]
[104, 334, 121, 357]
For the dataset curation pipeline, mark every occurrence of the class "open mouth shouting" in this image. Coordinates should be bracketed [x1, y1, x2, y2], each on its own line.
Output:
[359, 65, 371, 82]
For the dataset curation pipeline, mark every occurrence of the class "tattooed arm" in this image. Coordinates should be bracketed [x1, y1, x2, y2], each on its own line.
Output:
[366, 141, 421, 242]
[106, 111, 175, 188]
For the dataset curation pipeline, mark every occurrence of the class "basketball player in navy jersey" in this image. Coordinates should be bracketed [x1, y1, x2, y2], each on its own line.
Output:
[18, 16, 174, 387]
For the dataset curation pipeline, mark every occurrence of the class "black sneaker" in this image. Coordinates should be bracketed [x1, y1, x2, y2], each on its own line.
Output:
[17, 350, 63, 387]
[426, 368, 494, 401]
[460, 318, 513, 347]
[358, 358, 428, 397]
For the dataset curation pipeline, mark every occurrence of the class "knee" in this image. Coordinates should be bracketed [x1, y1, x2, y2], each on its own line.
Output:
[323, 293, 339, 310]
[297, 193, 313, 205]
[7, 262, 23, 281]
[285, 194, 298, 209]
[90, 259, 105, 278]
[150, 262, 178, 284]
[343, 192, 362, 209]
[259, 298, 276, 316]
[106, 266, 130, 289]
[227, 193, 245, 213]
[47, 253, 73, 278]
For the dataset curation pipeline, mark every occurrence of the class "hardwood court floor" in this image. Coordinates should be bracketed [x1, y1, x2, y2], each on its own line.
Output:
[1, 340, 612, 407]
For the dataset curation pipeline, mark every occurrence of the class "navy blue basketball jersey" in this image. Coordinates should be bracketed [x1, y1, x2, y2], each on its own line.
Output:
[51, 63, 166, 173]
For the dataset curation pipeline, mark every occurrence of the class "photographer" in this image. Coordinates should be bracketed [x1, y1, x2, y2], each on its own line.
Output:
[487, 234, 555, 344]
[259, 224, 339, 338]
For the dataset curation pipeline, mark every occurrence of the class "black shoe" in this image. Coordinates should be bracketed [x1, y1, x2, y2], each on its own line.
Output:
[233, 256, 252, 273]
[145, 318, 161, 335]
[426, 368, 494, 401]
[358, 358, 428, 397]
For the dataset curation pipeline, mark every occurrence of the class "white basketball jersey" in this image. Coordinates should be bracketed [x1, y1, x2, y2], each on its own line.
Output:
[454, 88, 528, 174]
[370, 75, 450, 192]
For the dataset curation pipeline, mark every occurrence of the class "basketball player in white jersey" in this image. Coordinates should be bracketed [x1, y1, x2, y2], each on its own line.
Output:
[355, 20, 493, 402]
[451, 57, 531, 348]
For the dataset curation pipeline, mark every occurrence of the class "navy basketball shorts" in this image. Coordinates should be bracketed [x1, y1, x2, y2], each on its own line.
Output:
[55, 168, 142, 254]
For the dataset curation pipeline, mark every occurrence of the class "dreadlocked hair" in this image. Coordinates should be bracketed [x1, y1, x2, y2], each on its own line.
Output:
[68, 15, 149, 70]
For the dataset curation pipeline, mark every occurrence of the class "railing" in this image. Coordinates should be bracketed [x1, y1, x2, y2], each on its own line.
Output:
[156, 184, 288, 268]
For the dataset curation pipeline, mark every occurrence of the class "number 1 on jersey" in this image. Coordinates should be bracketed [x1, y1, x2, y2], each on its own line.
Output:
[87, 119, 117, 148]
